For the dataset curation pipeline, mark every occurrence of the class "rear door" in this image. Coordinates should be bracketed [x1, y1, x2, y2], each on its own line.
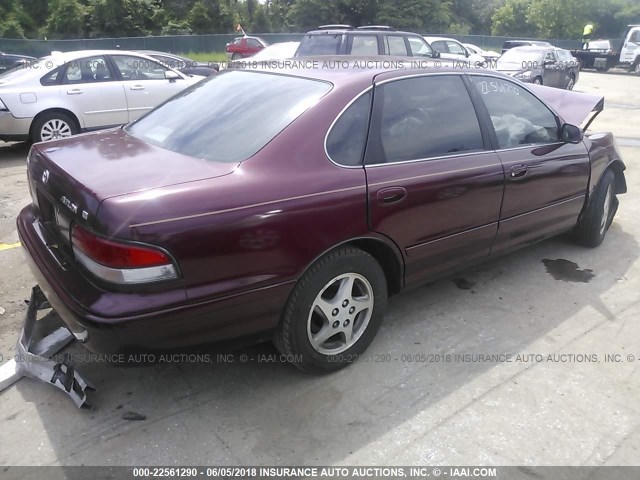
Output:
[364, 74, 504, 285]
[109, 54, 188, 122]
[59, 55, 128, 128]
[467, 75, 590, 254]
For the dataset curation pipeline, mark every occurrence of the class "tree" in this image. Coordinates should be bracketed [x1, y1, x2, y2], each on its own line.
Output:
[46, 0, 86, 39]
[375, 0, 452, 33]
[188, 0, 214, 33]
[88, 0, 164, 37]
[491, 0, 536, 36]
[527, 0, 591, 39]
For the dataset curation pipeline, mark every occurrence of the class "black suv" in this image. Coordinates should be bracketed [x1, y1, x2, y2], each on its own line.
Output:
[0, 51, 37, 73]
[295, 25, 439, 58]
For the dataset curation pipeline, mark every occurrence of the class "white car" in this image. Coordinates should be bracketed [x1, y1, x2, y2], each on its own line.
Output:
[251, 41, 300, 60]
[463, 43, 501, 62]
[424, 36, 486, 65]
[0, 50, 203, 143]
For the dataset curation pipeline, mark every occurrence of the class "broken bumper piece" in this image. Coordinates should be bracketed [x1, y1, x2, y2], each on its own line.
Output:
[0, 285, 94, 408]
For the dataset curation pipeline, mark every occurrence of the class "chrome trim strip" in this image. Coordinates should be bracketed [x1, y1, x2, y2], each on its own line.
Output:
[323, 85, 373, 169]
[129, 185, 366, 228]
[366, 149, 492, 168]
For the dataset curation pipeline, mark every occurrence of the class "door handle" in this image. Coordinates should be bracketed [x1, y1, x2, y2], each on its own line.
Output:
[377, 187, 407, 205]
[66, 89, 83, 95]
[510, 164, 529, 178]
[130, 85, 145, 91]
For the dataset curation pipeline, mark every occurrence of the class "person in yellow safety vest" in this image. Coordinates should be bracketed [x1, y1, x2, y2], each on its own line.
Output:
[582, 24, 594, 49]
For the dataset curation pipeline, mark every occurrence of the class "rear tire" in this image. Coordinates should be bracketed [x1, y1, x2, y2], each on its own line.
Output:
[274, 247, 388, 373]
[231, 53, 241, 60]
[32, 111, 78, 143]
[573, 170, 617, 247]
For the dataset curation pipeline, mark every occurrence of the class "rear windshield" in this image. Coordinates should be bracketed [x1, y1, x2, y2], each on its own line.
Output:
[296, 34, 343, 56]
[126, 71, 332, 163]
[499, 49, 545, 63]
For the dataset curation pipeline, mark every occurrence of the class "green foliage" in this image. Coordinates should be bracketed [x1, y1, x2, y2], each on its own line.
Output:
[0, 0, 639, 40]
[46, 0, 86, 39]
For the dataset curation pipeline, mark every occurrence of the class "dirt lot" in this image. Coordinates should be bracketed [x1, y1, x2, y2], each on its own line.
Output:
[0, 71, 639, 468]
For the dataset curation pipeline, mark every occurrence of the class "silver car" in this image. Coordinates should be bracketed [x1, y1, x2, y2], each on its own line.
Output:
[0, 50, 203, 143]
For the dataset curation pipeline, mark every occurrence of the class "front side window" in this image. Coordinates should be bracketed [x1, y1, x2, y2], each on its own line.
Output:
[447, 41, 466, 55]
[126, 71, 332, 163]
[247, 38, 262, 48]
[431, 41, 448, 53]
[373, 75, 484, 164]
[350, 35, 379, 55]
[326, 91, 372, 166]
[112, 55, 169, 81]
[386, 36, 408, 56]
[407, 37, 433, 57]
[544, 50, 556, 63]
[63, 55, 111, 83]
[469, 76, 559, 148]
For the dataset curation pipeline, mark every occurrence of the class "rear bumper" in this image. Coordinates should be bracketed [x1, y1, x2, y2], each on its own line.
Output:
[0, 111, 32, 141]
[17, 205, 292, 354]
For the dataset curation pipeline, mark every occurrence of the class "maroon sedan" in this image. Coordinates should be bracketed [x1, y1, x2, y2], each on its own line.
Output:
[18, 63, 626, 373]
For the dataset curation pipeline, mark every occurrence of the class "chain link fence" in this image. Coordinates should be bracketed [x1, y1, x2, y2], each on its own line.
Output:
[0, 33, 581, 57]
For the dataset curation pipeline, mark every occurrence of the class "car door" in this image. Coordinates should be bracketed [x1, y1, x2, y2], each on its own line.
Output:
[364, 74, 505, 285]
[59, 55, 128, 129]
[541, 50, 562, 87]
[109, 54, 187, 122]
[467, 75, 590, 254]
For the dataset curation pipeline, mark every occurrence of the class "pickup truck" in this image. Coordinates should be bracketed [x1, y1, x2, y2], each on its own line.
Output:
[570, 24, 640, 74]
[0, 51, 37, 73]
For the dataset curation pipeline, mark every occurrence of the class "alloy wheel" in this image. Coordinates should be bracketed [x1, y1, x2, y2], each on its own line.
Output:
[40, 119, 73, 142]
[600, 184, 612, 235]
[307, 273, 374, 355]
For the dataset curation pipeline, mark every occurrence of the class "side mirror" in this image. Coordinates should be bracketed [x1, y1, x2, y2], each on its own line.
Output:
[543, 60, 555, 67]
[165, 70, 180, 81]
[561, 123, 583, 144]
[432, 50, 440, 58]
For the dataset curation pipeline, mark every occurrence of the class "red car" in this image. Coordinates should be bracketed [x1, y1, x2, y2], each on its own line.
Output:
[225, 36, 268, 59]
[18, 62, 626, 374]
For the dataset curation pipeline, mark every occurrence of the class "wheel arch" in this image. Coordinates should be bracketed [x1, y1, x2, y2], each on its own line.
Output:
[29, 108, 81, 141]
[298, 236, 405, 297]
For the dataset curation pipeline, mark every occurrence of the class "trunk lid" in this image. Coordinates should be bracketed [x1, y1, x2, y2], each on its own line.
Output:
[27, 128, 237, 251]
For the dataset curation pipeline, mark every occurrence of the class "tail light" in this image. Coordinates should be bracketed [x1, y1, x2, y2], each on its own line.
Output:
[71, 225, 178, 284]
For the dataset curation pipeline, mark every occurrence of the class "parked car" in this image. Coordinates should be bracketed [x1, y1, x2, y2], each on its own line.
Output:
[0, 50, 203, 143]
[463, 43, 501, 62]
[501, 40, 553, 54]
[296, 25, 439, 58]
[0, 51, 37, 73]
[226, 36, 268, 60]
[137, 50, 219, 76]
[424, 36, 486, 64]
[18, 62, 625, 373]
[228, 42, 300, 68]
[496, 46, 580, 89]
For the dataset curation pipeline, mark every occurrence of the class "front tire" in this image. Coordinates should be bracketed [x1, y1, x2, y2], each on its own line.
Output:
[533, 76, 543, 85]
[274, 247, 388, 373]
[566, 74, 575, 90]
[32, 111, 78, 143]
[574, 170, 618, 247]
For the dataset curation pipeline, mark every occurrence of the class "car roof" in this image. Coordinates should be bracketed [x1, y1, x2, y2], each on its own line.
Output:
[46, 49, 157, 62]
[504, 45, 552, 53]
[424, 36, 461, 42]
[304, 28, 422, 36]
[248, 56, 504, 85]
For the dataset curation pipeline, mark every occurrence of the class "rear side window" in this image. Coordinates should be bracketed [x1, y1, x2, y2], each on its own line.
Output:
[431, 41, 448, 53]
[469, 76, 559, 148]
[373, 76, 484, 164]
[126, 71, 332, 163]
[326, 91, 372, 166]
[350, 35, 379, 55]
[407, 37, 433, 57]
[386, 36, 408, 56]
[297, 34, 342, 56]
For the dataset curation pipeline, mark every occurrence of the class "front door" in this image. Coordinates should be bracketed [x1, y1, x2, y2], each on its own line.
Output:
[59, 55, 128, 129]
[109, 55, 187, 122]
[467, 75, 590, 254]
[365, 74, 505, 285]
